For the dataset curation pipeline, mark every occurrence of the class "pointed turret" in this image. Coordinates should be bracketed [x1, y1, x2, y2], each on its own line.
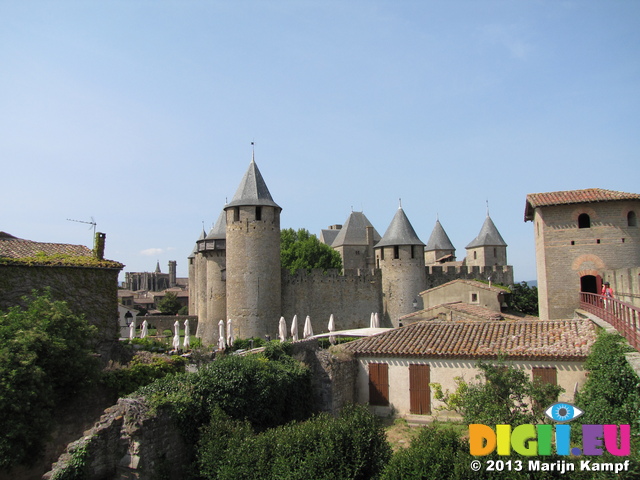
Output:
[424, 220, 456, 265]
[226, 156, 281, 210]
[374, 205, 426, 326]
[225, 153, 281, 339]
[155, 261, 161, 273]
[375, 207, 424, 248]
[331, 211, 380, 270]
[465, 214, 508, 267]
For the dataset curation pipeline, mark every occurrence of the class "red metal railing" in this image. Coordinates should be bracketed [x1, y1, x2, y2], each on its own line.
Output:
[580, 292, 640, 350]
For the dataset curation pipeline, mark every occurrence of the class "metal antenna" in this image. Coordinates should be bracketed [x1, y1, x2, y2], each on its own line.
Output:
[67, 217, 97, 247]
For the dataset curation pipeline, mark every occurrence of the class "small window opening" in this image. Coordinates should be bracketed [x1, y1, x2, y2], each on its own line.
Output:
[473, 251, 477, 260]
[471, 293, 478, 303]
[596, 239, 601, 244]
[493, 247, 497, 257]
[380, 248, 385, 260]
[255, 206, 262, 221]
[578, 213, 591, 229]
[411, 245, 415, 259]
[394, 246, 399, 259]
[571, 241, 575, 246]
[622, 238, 626, 243]
[233, 207, 240, 222]
[628, 211, 637, 227]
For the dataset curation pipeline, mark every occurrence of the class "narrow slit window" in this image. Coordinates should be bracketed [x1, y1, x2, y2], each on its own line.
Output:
[394, 246, 399, 259]
[256, 206, 262, 221]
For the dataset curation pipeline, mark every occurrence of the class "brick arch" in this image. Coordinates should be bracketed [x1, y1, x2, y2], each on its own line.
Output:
[571, 254, 605, 271]
[571, 206, 598, 223]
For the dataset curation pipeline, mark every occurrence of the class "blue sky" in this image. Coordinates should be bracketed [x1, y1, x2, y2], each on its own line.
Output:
[2, 1, 639, 283]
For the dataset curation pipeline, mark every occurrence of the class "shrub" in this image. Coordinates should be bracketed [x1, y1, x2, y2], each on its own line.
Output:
[198, 404, 391, 480]
[0, 290, 100, 468]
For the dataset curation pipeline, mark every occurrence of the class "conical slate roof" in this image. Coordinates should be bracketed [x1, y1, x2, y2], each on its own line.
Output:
[424, 220, 455, 252]
[188, 228, 207, 259]
[225, 157, 280, 209]
[375, 207, 424, 248]
[206, 210, 227, 240]
[331, 211, 381, 247]
[466, 215, 507, 248]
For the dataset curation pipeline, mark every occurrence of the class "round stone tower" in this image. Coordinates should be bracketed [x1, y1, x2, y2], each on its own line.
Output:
[195, 210, 227, 345]
[224, 155, 282, 339]
[375, 205, 426, 327]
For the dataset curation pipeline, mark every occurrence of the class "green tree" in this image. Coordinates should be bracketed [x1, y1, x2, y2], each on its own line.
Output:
[509, 281, 539, 316]
[157, 291, 182, 315]
[0, 290, 99, 469]
[432, 360, 562, 426]
[280, 228, 342, 274]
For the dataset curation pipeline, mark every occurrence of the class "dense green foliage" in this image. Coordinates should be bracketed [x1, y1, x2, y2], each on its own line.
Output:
[575, 332, 640, 426]
[281, 228, 342, 274]
[101, 352, 186, 398]
[157, 291, 183, 315]
[508, 281, 539, 316]
[137, 352, 314, 445]
[0, 290, 100, 469]
[432, 360, 563, 426]
[198, 404, 391, 480]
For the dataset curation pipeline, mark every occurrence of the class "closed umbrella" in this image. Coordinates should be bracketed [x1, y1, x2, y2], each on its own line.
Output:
[374, 312, 380, 328]
[279, 316, 287, 342]
[227, 318, 234, 347]
[129, 318, 136, 340]
[291, 315, 299, 341]
[141, 319, 148, 339]
[369, 312, 375, 329]
[183, 319, 190, 349]
[172, 320, 180, 350]
[303, 315, 314, 338]
[328, 314, 336, 345]
[218, 319, 226, 350]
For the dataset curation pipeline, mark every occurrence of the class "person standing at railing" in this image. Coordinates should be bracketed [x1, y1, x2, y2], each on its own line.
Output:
[602, 281, 615, 298]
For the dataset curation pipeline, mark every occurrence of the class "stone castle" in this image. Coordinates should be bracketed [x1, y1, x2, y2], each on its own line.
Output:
[189, 155, 513, 345]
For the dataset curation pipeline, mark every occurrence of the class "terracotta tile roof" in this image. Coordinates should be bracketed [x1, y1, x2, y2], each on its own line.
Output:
[525, 188, 640, 221]
[343, 318, 596, 360]
[0, 235, 92, 258]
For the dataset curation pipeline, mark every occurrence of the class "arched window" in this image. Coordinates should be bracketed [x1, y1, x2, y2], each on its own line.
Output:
[578, 213, 591, 229]
[628, 211, 637, 227]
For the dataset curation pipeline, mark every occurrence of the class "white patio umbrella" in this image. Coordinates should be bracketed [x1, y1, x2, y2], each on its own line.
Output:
[183, 319, 190, 349]
[279, 316, 287, 342]
[172, 320, 180, 350]
[303, 315, 314, 338]
[227, 319, 234, 347]
[218, 319, 226, 350]
[141, 319, 148, 339]
[129, 318, 136, 340]
[291, 315, 299, 341]
[328, 314, 336, 345]
[374, 312, 381, 328]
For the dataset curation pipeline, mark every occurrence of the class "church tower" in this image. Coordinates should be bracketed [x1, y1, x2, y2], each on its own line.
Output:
[224, 154, 282, 339]
[375, 205, 426, 326]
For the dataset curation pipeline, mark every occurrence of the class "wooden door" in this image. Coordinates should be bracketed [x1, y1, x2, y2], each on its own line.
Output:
[409, 364, 431, 415]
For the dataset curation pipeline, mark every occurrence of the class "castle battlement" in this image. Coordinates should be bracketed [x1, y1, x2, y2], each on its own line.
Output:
[282, 268, 381, 286]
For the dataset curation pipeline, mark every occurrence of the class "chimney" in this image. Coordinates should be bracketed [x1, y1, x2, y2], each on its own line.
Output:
[94, 232, 106, 260]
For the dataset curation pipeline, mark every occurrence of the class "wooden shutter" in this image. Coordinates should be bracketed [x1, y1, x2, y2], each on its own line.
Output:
[368, 363, 389, 406]
[532, 367, 557, 386]
[409, 364, 431, 415]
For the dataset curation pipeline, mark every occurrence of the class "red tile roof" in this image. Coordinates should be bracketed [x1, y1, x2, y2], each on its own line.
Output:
[343, 319, 596, 360]
[0, 235, 92, 258]
[525, 188, 640, 221]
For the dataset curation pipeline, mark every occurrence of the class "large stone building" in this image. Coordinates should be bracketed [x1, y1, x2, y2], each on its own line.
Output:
[190, 154, 514, 345]
[524, 188, 640, 320]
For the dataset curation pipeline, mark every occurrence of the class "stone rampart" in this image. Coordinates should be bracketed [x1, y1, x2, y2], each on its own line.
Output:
[138, 315, 198, 334]
[424, 264, 514, 290]
[282, 268, 383, 333]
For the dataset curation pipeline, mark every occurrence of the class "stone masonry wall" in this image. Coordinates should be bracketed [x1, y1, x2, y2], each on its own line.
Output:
[282, 268, 384, 334]
[44, 396, 188, 480]
[0, 264, 121, 360]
